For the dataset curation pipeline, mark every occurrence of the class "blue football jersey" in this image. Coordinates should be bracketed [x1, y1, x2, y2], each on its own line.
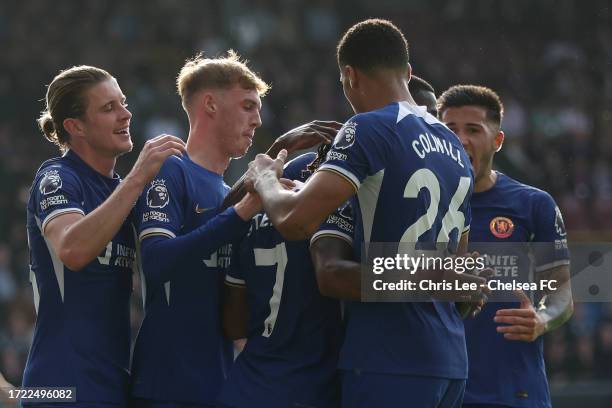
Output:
[25, 150, 134, 406]
[463, 172, 569, 408]
[131, 154, 239, 404]
[318, 102, 473, 379]
[218, 153, 350, 408]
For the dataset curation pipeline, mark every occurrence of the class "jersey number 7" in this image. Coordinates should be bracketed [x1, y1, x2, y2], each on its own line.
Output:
[254, 243, 288, 338]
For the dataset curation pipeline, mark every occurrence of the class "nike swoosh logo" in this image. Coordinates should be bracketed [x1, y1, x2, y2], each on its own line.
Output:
[194, 204, 211, 214]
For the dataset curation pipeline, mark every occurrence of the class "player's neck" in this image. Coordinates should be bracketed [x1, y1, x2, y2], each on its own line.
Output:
[68, 146, 116, 178]
[474, 169, 497, 193]
[185, 131, 229, 175]
[359, 78, 415, 112]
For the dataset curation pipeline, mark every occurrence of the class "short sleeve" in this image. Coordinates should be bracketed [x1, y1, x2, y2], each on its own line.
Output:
[531, 191, 570, 272]
[462, 186, 473, 235]
[463, 205, 472, 235]
[311, 200, 355, 247]
[317, 114, 381, 191]
[135, 158, 185, 241]
[34, 166, 85, 233]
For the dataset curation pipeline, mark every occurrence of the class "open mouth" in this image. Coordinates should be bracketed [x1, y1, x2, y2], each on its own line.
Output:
[113, 127, 130, 136]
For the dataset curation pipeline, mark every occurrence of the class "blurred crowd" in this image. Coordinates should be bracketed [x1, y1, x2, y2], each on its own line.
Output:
[1, 0, 611, 386]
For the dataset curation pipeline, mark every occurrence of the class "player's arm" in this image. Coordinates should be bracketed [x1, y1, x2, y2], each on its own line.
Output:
[495, 265, 573, 342]
[247, 151, 355, 240]
[45, 135, 185, 271]
[0, 371, 17, 407]
[457, 230, 469, 255]
[222, 282, 249, 340]
[310, 236, 360, 300]
[535, 264, 573, 331]
[453, 230, 489, 318]
[496, 194, 573, 341]
[222, 121, 341, 210]
[140, 193, 260, 288]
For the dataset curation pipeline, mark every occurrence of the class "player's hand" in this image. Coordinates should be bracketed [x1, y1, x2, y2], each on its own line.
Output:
[426, 252, 488, 301]
[0, 378, 17, 407]
[234, 338, 247, 354]
[463, 260, 494, 318]
[494, 289, 546, 342]
[128, 134, 186, 188]
[234, 191, 262, 221]
[279, 178, 297, 191]
[270, 121, 343, 155]
[244, 150, 287, 193]
[454, 252, 491, 318]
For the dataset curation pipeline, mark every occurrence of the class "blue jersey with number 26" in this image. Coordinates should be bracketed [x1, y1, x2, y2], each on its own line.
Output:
[318, 102, 473, 379]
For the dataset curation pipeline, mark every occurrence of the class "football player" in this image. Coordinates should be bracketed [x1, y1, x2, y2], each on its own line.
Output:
[218, 151, 351, 408]
[25, 66, 185, 407]
[438, 84, 573, 408]
[131, 51, 340, 408]
[245, 19, 476, 408]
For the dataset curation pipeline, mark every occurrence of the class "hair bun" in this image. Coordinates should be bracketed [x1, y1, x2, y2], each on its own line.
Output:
[38, 113, 57, 142]
[42, 116, 55, 133]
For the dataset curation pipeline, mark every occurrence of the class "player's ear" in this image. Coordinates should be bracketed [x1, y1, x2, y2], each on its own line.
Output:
[63, 117, 85, 140]
[345, 65, 358, 89]
[202, 92, 217, 115]
[495, 130, 505, 152]
[406, 62, 412, 82]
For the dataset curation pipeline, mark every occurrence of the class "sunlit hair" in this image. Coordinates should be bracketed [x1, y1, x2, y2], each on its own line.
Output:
[38, 65, 113, 151]
[177, 50, 270, 111]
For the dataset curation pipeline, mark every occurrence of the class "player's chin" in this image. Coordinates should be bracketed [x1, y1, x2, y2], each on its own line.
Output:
[233, 141, 252, 158]
[470, 159, 479, 175]
[115, 139, 134, 156]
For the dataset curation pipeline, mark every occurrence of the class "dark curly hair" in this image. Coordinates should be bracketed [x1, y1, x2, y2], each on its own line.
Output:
[337, 19, 409, 74]
[437, 85, 504, 126]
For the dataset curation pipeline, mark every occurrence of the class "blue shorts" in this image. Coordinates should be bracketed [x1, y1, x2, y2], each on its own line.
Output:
[341, 370, 465, 408]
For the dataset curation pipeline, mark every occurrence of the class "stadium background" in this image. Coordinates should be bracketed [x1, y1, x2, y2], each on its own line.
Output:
[1, 0, 611, 405]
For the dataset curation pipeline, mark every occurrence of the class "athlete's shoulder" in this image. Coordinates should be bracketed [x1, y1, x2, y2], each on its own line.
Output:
[32, 156, 81, 194]
[149, 155, 191, 190]
[353, 103, 399, 124]
[158, 154, 188, 174]
[35, 155, 76, 176]
[335, 107, 396, 150]
[497, 173, 553, 202]
[396, 101, 449, 129]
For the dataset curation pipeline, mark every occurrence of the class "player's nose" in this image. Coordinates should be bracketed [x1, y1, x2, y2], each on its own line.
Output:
[251, 110, 262, 128]
[455, 131, 469, 148]
[120, 104, 132, 121]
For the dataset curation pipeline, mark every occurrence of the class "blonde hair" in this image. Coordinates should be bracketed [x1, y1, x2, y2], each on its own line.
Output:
[177, 50, 270, 110]
[38, 65, 113, 152]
